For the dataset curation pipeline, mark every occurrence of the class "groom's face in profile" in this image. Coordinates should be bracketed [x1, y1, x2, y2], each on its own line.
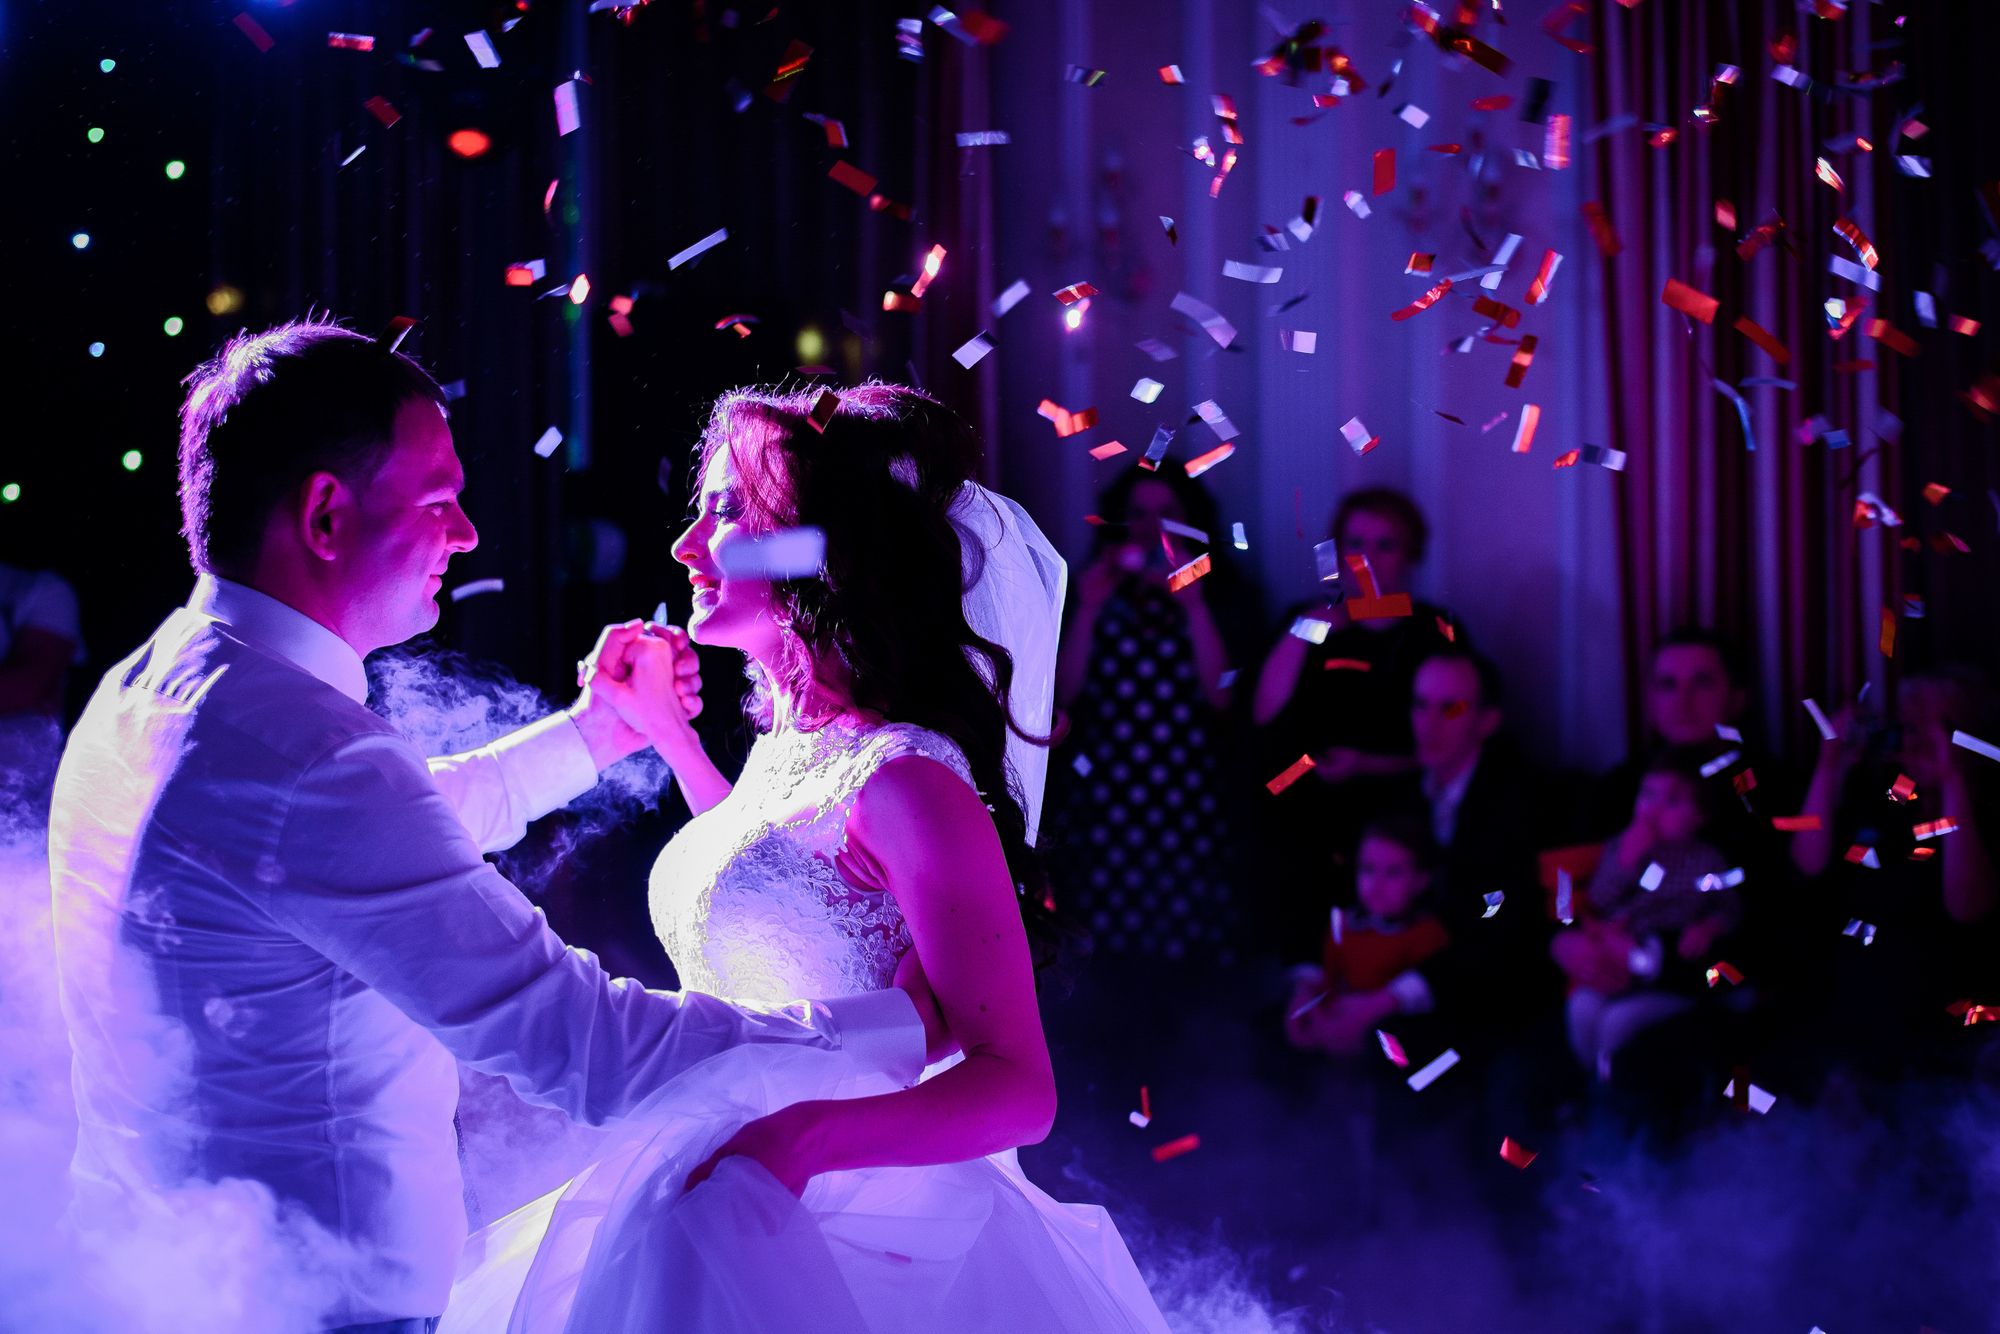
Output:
[330, 397, 480, 651]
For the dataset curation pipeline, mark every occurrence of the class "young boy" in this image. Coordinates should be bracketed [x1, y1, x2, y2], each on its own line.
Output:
[1287, 814, 1451, 1054]
[1556, 746, 1740, 1076]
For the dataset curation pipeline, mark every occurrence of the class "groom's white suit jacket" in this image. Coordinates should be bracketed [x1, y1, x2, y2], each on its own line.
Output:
[49, 575, 925, 1325]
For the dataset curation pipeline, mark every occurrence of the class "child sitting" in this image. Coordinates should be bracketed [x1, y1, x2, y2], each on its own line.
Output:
[1287, 814, 1451, 1055]
[1554, 746, 1741, 1077]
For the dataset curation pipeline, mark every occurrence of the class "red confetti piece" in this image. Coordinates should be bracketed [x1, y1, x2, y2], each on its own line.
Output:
[1733, 316, 1792, 365]
[1816, 157, 1844, 191]
[1523, 250, 1562, 305]
[1427, 143, 1463, 154]
[1509, 402, 1541, 451]
[1880, 605, 1896, 658]
[1733, 769, 1757, 796]
[1715, 199, 1738, 230]
[1951, 315, 1982, 336]
[1054, 282, 1098, 305]
[1087, 441, 1127, 460]
[1553, 450, 1580, 468]
[544, 179, 560, 217]
[1923, 482, 1951, 504]
[1661, 278, 1719, 325]
[504, 266, 537, 287]
[1324, 658, 1372, 672]
[1346, 593, 1414, 620]
[1266, 754, 1317, 795]
[376, 316, 418, 354]
[1036, 400, 1098, 436]
[1583, 202, 1623, 256]
[1832, 217, 1879, 270]
[1915, 817, 1958, 839]
[1373, 148, 1395, 196]
[1545, 114, 1572, 169]
[1832, 359, 1874, 374]
[364, 96, 403, 128]
[828, 160, 878, 195]
[1471, 94, 1513, 110]
[233, 12, 275, 52]
[804, 113, 848, 147]
[806, 388, 841, 434]
[1392, 277, 1453, 321]
[1889, 773, 1919, 801]
[1505, 337, 1539, 389]
[910, 244, 947, 298]
[1166, 553, 1212, 592]
[328, 32, 375, 51]
[1407, 252, 1435, 274]
[1344, 553, 1379, 599]
[1499, 1137, 1537, 1169]
[1845, 844, 1874, 865]
[1772, 815, 1821, 831]
[1152, 1134, 1201, 1163]
[1866, 319, 1921, 357]
[1707, 961, 1745, 987]
[1473, 295, 1522, 329]
[1437, 616, 1455, 642]
[882, 291, 922, 312]
[1184, 443, 1235, 478]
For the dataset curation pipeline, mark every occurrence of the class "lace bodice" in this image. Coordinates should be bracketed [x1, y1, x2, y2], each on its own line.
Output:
[650, 716, 977, 1003]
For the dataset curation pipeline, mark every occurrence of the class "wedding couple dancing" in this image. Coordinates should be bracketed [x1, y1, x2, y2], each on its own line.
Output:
[48, 320, 1172, 1333]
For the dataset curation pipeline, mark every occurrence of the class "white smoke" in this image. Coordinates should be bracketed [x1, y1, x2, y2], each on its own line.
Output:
[364, 643, 671, 898]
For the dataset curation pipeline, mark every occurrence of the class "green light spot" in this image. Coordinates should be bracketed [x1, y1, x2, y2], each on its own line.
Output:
[165, 160, 186, 180]
[1, 484, 19, 503]
[163, 316, 184, 336]
[121, 450, 144, 472]
[87, 127, 105, 144]
[100, 59, 116, 73]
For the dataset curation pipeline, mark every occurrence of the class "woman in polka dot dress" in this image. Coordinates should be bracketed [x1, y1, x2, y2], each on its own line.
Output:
[1046, 466, 1256, 967]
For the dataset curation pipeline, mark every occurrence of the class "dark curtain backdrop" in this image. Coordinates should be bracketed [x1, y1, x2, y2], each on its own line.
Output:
[1589, 0, 2000, 757]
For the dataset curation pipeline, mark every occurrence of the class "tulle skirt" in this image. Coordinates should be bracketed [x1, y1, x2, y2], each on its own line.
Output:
[439, 1039, 1170, 1334]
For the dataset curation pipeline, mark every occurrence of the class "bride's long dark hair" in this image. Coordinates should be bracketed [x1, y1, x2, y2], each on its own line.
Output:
[695, 380, 1073, 972]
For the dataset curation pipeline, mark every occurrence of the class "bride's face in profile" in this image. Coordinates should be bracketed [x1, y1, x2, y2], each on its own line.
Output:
[674, 445, 784, 663]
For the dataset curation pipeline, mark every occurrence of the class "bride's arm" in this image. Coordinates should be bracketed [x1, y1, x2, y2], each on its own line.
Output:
[688, 755, 1056, 1194]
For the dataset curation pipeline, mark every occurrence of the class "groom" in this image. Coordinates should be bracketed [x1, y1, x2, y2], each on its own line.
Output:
[48, 320, 940, 1333]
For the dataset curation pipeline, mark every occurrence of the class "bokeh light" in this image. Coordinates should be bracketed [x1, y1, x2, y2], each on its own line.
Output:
[121, 450, 144, 472]
[99, 59, 115, 73]
[447, 129, 492, 160]
[71, 233, 91, 250]
[163, 317, 184, 336]
[88, 342, 105, 358]
[165, 160, 186, 180]
[1, 484, 19, 504]
[205, 284, 243, 316]
[796, 325, 826, 363]
[87, 127, 105, 144]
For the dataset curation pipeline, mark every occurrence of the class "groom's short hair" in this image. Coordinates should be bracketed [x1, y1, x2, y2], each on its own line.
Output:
[177, 319, 446, 577]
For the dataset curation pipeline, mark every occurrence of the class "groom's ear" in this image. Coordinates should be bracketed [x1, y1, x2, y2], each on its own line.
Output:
[295, 471, 352, 562]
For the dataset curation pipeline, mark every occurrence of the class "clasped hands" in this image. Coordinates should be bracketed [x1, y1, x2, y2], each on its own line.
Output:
[566, 620, 705, 769]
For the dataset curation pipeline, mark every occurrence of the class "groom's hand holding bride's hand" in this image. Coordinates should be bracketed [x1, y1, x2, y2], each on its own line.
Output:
[567, 621, 703, 769]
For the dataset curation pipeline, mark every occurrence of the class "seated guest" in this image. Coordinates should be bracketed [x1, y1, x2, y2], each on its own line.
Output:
[1583, 627, 1802, 1010]
[0, 559, 87, 819]
[1286, 814, 1450, 1055]
[1555, 746, 1741, 1079]
[1297, 650, 1559, 1052]
[1250, 489, 1457, 956]
[1789, 666, 2000, 1078]
[1045, 464, 1260, 967]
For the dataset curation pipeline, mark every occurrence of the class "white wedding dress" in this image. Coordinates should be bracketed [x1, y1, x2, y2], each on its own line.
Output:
[441, 713, 1172, 1334]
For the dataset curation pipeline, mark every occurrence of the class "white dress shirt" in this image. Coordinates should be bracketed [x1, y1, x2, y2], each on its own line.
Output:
[49, 575, 924, 1325]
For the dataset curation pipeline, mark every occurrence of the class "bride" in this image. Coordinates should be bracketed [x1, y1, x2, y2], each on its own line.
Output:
[443, 381, 1170, 1333]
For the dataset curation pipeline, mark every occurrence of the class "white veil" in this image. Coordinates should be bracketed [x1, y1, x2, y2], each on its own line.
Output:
[950, 482, 1066, 845]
